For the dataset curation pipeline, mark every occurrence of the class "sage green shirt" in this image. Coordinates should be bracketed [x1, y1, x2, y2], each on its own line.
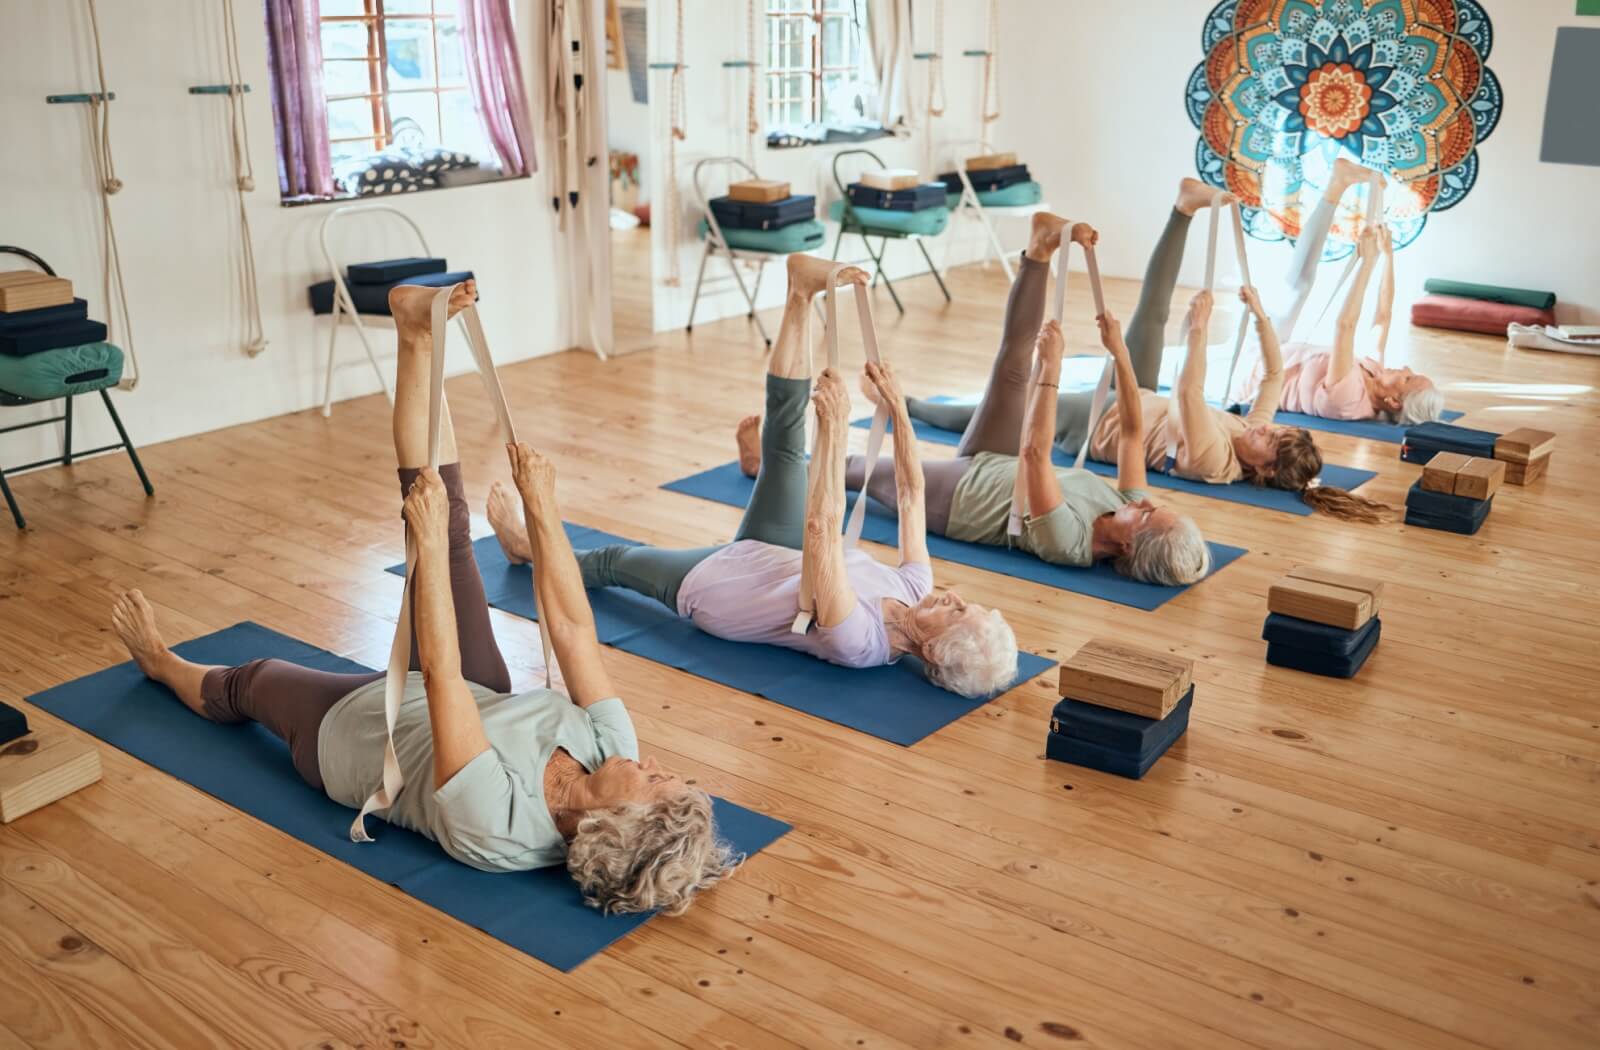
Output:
[318, 672, 638, 873]
[947, 451, 1150, 566]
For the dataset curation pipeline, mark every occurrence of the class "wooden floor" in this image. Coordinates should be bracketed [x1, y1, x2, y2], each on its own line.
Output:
[2, 256, 1598, 1050]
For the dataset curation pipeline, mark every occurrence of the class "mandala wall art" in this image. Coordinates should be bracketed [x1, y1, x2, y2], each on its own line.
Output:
[1185, 0, 1503, 260]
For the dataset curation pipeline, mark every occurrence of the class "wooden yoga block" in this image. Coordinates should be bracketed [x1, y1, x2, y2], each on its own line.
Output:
[727, 179, 790, 204]
[1453, 457, 1505, 501]
[1503, 455, 1549, 486]
[857, 168, 921, 191]
[1268, 572, 1381, 631]
[0, 272, 73, 313]
[0, 730, 102, 823]
[964, 151, 1017, 171]
[1058, 639, 1194, 720]
[1420, 451, 1472, 494]
[1493, 427, 1556, 464]
[1284, 565, 1386, 608]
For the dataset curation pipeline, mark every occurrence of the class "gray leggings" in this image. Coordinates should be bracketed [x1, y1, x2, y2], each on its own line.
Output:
[576, 374, 811, 609]
[861, 210, 1196, 522]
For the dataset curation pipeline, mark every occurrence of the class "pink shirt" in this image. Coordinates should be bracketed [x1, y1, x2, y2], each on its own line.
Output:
[675, 539, 933, 669]
[1241, 343, 1375, 420]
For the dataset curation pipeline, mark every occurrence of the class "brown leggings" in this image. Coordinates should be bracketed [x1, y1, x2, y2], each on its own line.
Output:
[199, 463, 510, 791]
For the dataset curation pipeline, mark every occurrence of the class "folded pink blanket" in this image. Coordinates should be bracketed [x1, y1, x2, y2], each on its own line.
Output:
[1411, 294, 1557, 336]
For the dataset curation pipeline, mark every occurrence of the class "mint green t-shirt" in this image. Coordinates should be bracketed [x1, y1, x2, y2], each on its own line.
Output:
[318, 672, 638, 873]
[946, 451, 1149, 566]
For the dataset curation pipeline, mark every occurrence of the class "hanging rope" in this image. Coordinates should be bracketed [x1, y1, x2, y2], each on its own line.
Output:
[744, 0, 760, 167]
[221, 0, 267, 357]
[978, 0, 1000, 137]
[84, 0, 139, 390]
[662, 0, 688, 286]
[919, 0, 945, 175]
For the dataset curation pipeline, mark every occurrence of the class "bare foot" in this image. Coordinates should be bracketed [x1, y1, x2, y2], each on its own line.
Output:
[111, 589, 170, 681]
[735, 415, 762, 478]
[1323, 157, 1372, 203]
[1070, 222, 1098, 250]
[1026, 212, 1070, 262]
[786, 254, 868, 299]
[1176, 177, 1233, 216]
[388, 279, 477, 332]
[487, 481, 532, 565]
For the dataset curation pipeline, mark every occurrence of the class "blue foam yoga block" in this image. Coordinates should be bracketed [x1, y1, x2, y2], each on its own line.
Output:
[1261, 613, 1378, 657]
[1400, 421, 1499, 463]
[0, 700, 27, 745]
[1267, 619, 1382, 678]
[710, 195, 816, 230]
[1050, 687, 1194, 755]
[346, 257, 447, 285]
[308, 269, 475, 316]
[1046, 700, 1191, 779]
[0, 298, 88, 333]
[1405, 506, 1490, 535]
[1404, 482, 1491, 534]
[847, 182, 946, 211]
[0, 319, 108, 357]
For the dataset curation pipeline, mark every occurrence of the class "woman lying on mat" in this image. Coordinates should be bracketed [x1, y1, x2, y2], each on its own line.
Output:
[489, 254, 1019, 700]
[1242, 158, 1444, 426]
[111, 281, 736, 916]
[796, 214, 1211, 587]
[902, 184, 1392, 522]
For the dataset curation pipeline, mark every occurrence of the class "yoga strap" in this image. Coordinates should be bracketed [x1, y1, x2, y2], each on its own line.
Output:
[351, 285, 553, 844]
[1010, 236, 1106, 536]
[1310, 173, 1386, 332]
[1164, 196, 1246, 472]
[792, 267, 890, 634]
[1217, 200, 1257, 406]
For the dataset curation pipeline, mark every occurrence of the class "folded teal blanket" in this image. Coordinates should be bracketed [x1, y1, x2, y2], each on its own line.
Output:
[1422, 279, 1556, 311]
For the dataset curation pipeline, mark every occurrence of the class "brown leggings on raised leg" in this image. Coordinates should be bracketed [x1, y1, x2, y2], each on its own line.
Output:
[199, 463, 510, 791]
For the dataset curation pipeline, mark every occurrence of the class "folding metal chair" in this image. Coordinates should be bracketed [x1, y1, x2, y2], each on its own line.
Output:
[939, 140, 1053, 283]
[828, 148, 951, 315]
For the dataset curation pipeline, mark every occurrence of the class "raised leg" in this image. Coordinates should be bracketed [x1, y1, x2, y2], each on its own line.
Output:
[1274, 156, 1367, 341]
[574, 544, 724, 611]
[1123, 178, 1229, 390]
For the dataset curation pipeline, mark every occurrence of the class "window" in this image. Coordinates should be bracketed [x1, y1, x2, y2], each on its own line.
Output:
[319, 0, 487, 166]
[764, 0, 875, 130]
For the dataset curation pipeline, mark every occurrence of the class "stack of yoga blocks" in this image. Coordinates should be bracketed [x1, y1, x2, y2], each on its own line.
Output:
[1264, 567, 1384, 678]
[1493, 427, 1555, 486]
[846, 169, 946, 212]
[308, 256, 475, 316]
[1406, 451, 1504, 535]
[0, 272, 106, 357]
[0, 699, 101, 825]
[1047, 640, 1194, 779]
[938, 152, 1041, 208]
[706, 179, 823, 253]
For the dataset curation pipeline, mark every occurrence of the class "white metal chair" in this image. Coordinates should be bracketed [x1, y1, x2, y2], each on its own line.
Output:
[317, 203, 474, 416]
[939, 139, 1053, 283]
[686, 156, 822, 349]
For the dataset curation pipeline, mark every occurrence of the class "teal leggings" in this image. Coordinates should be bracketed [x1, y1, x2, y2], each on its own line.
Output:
[576, 374, 812, 610]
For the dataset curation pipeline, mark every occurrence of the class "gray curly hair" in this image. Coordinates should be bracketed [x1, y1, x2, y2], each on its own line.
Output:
[566, 789, 742, 915]
[922, 607, 1018, 699]
[1116, 514, 1211, 586]
[1387, 381, 1446, 426]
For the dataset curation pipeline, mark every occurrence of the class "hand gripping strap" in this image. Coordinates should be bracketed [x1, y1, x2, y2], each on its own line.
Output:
[350, 284, 552, 843]
[1163, 197, 1241, 471]
[792, 266, 889, 635]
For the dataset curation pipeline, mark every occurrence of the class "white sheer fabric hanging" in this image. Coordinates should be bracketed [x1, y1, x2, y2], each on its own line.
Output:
[868, 0, 913, 129]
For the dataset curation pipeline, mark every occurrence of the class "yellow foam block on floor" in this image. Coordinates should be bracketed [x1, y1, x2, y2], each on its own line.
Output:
[0, 730, 101, 823]
[1269, 567, 1384, 630]
[1058, 639, 1194, 719]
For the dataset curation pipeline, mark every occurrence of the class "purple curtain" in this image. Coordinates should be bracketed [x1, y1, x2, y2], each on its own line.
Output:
[264, 0, 335, 197]
[460, 0, 538, 176]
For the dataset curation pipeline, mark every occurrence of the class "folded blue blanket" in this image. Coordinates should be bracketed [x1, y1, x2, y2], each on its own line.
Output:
[1050, 688, 1193, 754]
[0, 298, 88, 333]
[1267, 619, 1382, 678]
[1046, 700, 1191, 779]
[0, 319, 108, 357]
[1400, 421, 1499, 463]
[1261, 613, 1379, 657]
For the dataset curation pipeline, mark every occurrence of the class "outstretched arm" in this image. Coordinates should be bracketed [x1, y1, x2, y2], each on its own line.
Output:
[1100, 311, 1148, 492]
[801, 369, 859, 628]
[403, 470, 491, 789]
[1240, 286, 1285, 426]
[1326, 228, 1381, 387]
[509, 443, 617, 708]
[1019, 321, 1067, 520]
[1174, 291, 1231, 471]
[864, 361, 929, 566]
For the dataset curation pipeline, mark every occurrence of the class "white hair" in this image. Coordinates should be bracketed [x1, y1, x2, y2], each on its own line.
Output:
[565, 789, 742, 915]
[1116, 514, 1211, 586]
[1391, 381, 1446, 426]
[922, 607, 1019, 699]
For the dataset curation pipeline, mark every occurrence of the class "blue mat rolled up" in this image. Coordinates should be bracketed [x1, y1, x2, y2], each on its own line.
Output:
[0, 319, 108, 357]
[1266, 618, 1381, 678]
[851, 414, 1377, 516]
[388, 529, 1056, 746]
[1228, 404, 1465, 444]
[662, 462, 1247, 611]
[25, 622, 790, 972]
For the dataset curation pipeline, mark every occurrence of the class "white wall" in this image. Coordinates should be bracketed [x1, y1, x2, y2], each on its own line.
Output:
[0, 1, 568, 470]
[645, 0, 1030, 331]
[996, 0, 1600, 323]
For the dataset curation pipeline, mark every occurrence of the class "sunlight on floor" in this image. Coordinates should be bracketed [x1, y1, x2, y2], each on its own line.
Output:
[1449, 382, 1593, 396]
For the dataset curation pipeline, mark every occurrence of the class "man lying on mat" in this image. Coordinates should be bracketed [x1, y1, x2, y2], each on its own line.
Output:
[1233, 158, 1445, 426]
[111, 280, 737, 916]
[899, 182, 1392, 523]
[488, 254, 1018, 700]
[796, 214, 1210, 587]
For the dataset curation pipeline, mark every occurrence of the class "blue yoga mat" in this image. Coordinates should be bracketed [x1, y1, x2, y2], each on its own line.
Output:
[661, 463, 1247, 611]
[388, 528, 1055, 746]
[1227, 405, 1464, 443]
[850, 412, 1377, 516]
[24, 622, 790, 972]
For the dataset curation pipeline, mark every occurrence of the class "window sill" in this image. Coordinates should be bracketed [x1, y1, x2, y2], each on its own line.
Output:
[765, 124, 897, 151]
[280, 171, 529, 208]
